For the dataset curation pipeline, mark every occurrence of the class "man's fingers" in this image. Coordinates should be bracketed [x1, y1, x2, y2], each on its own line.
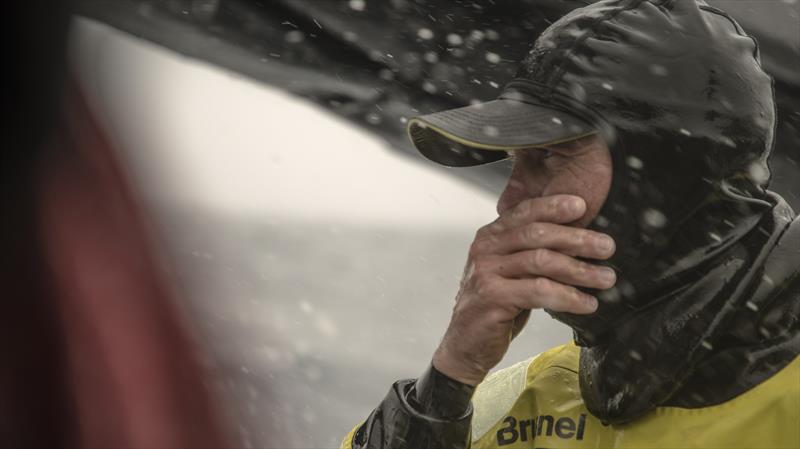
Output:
[493, 249, 616, 289]
[486, 195, 586, 234]
[504, 277, 598, 315]
[477, 222, 615, 259]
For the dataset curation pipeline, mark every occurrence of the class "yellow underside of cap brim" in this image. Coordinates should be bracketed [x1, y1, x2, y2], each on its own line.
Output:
[407, 118, 598, 152]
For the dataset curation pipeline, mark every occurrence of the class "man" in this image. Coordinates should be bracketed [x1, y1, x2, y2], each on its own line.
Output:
[341, 0, 799, 448]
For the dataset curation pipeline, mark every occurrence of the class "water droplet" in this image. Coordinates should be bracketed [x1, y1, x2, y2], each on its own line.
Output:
[348, 0, 365, 11]
[601, 82, 614, 91]
[619, 280, 635, 297]
[679, 128, 692, 136]
[648, 64, 668, 76]
[446, 33, 463, 46]
[485, 29, 500, 40]
[470, 151, 486, 162]
[551, 117, 563, 125]
[719, 136, 737, 148]
[379, 68, 395, 81]
[629, 350, 642, 361]
[568, 83, 587, 102]
[284, 30, 304, 43]
[598, 286, 620, 303]
[747, 162, 769, 184]
[708, 232, 721, 242]
[417, 28, 434, 40]
[626, 156, 644, 170]
[422, 81, 437, 94]
[423, 51, 439, 63]
[642, 208, 667, 228]
[366, 112, 382, 125]
[343, 31, 358, 42]
[488, 81, 499, 88]
[315, 314, 339, 338]
[485, 52, 501, 64]
[745, 301, 759, 311]
[483, 125, 499, 137]
[701, 340, 713, 350]
[539, 38, 557, 49]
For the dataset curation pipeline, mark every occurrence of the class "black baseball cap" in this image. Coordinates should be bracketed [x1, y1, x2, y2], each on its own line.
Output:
[405, 1, 624, 167]
[407, 90, 598, 167]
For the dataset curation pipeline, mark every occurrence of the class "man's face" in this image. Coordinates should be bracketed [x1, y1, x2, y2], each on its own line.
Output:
[497, 133, 613, 228]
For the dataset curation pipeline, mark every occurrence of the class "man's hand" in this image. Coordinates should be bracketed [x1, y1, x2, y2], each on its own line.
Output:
[432, 194, 616, 386]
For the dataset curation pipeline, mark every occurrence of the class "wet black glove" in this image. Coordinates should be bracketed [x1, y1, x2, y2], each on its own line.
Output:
[350, 365, 475, 449]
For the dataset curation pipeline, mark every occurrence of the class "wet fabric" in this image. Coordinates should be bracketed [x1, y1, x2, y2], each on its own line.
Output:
[469, 344, 800, 448]
[468, 344, 800, 448]
[342, 344, 800, 448]
[498, 0, 800, 424]
[343, 379, 473, 449]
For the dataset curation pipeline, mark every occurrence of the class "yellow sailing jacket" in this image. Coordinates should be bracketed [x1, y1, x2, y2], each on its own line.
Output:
[342, 343, 800, 449]
[469, 343, 800, 449]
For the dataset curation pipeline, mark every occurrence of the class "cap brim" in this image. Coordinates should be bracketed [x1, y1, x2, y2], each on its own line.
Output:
[407, 97, 596, 167]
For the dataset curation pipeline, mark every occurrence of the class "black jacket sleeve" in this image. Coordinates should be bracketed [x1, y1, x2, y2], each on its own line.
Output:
[347, 365, 476, 449]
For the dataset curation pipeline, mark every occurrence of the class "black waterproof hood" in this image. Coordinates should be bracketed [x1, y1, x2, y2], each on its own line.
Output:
[507, 0, 800, 423]
[524, 0, 775, 338]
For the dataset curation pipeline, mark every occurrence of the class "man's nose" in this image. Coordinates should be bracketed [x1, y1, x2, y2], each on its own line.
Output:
[496, 178, 530, 215]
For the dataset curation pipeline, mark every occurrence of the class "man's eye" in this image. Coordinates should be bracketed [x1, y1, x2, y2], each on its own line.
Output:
[541, 149, 555, 159]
